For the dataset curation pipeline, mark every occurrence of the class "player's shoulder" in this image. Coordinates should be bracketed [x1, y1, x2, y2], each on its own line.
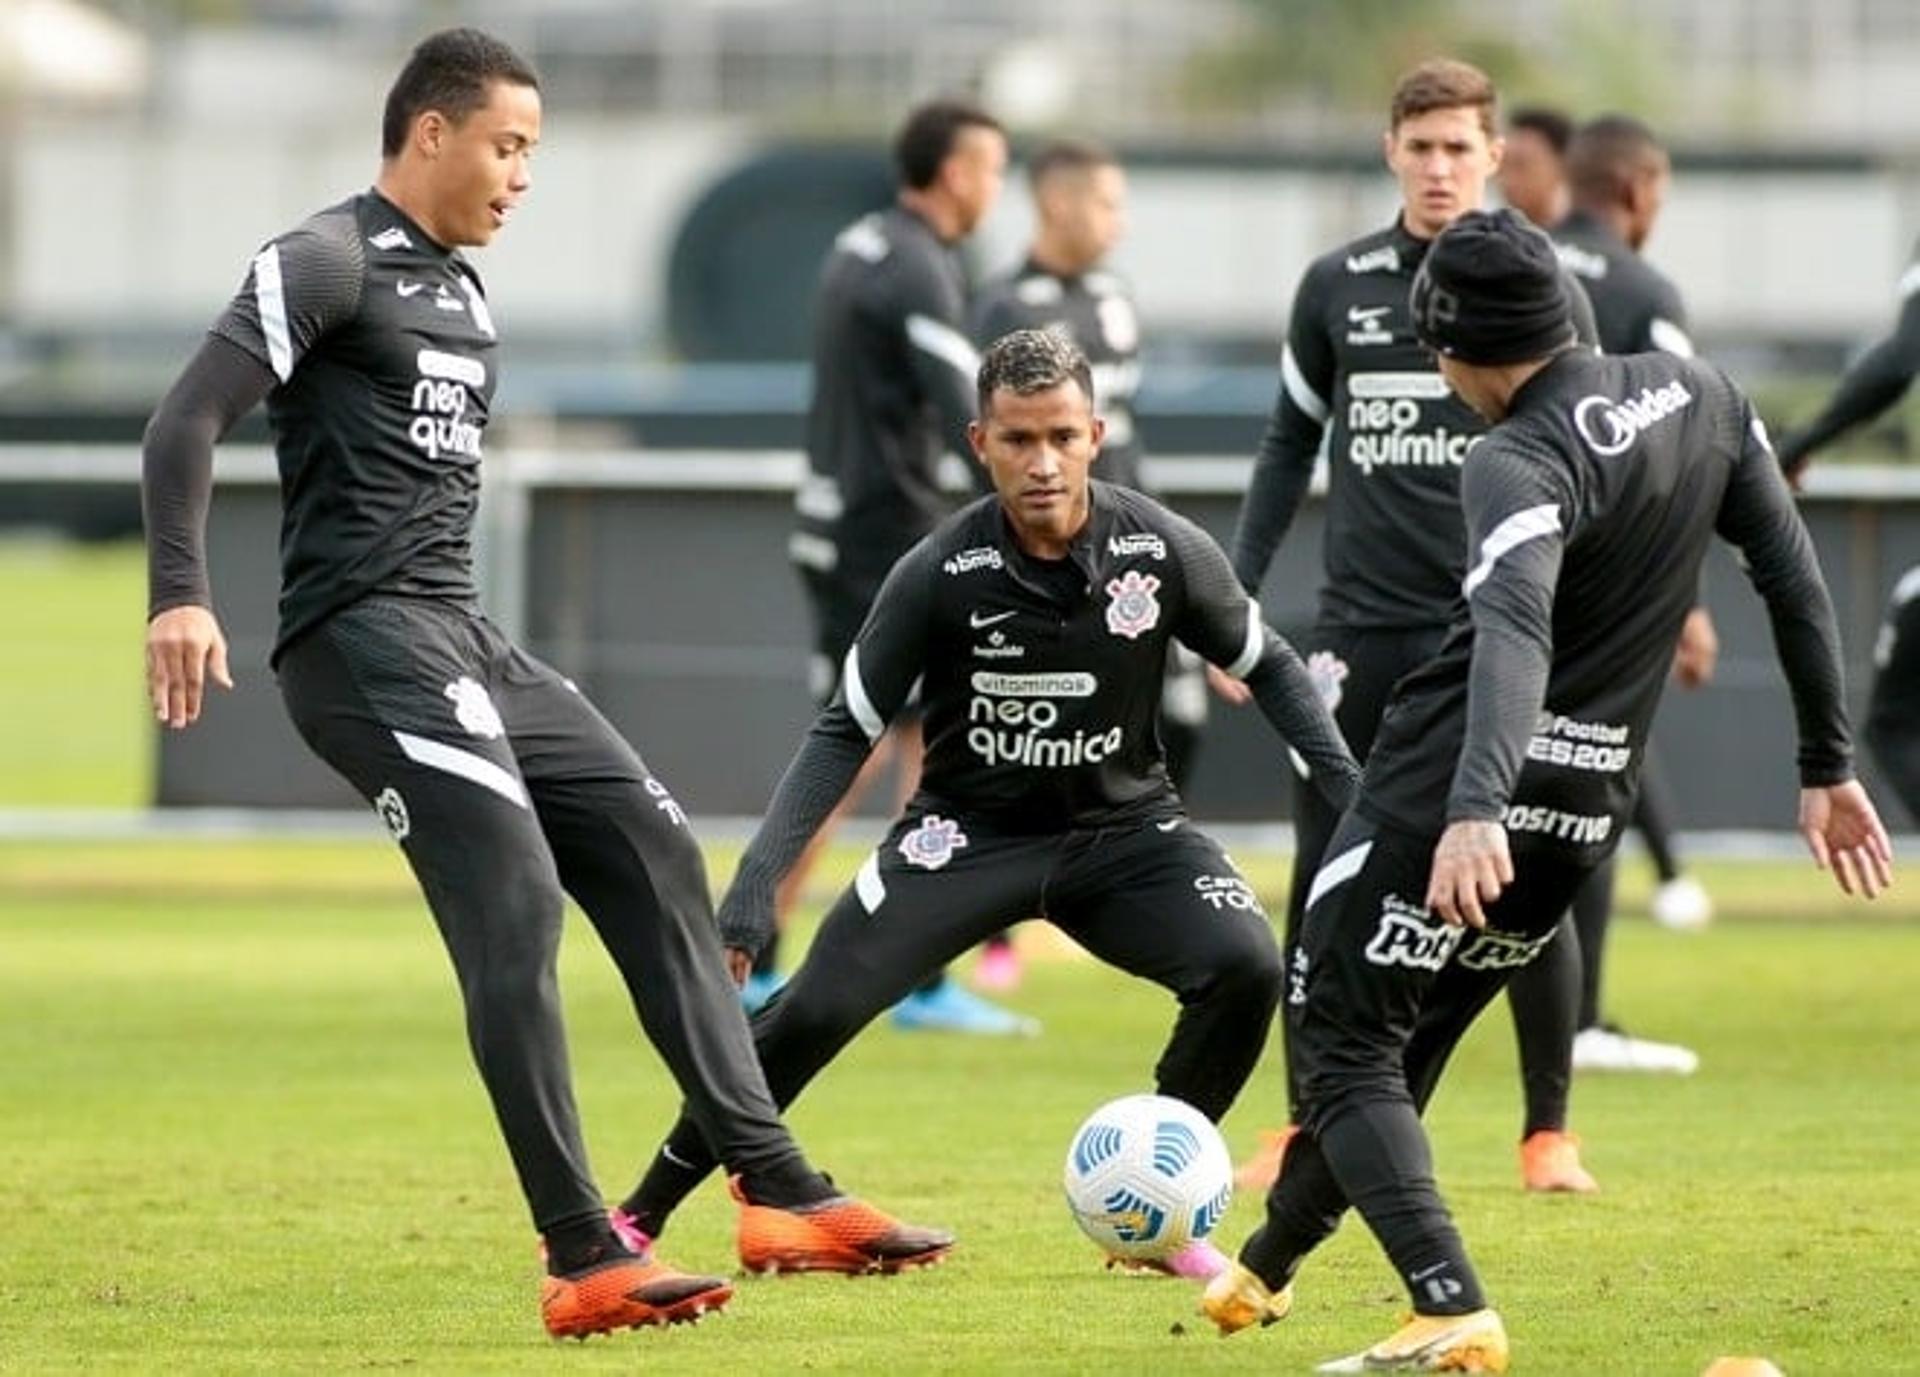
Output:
[262, 194, 368, 268]
[924, 495, 1012, 577]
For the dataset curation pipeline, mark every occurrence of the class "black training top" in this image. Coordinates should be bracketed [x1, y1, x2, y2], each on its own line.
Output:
[1551, 209, 1695, 358]
[971, 259, 1147, 489]
[1776, 239, 1920, 476]
[179, 190, 498, 660]
[716, 481, 1361, 954]
[1229, 217, 1598, 629]
[793, 204, 980, 589]
[1359, 349, 1852, 861]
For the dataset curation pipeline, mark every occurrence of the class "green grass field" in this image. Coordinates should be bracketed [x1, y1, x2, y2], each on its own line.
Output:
[1, 840, 1915, 1375]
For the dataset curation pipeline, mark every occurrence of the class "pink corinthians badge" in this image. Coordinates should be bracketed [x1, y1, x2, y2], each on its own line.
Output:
[1104, 569, 1162, 639]
[899, 815, 968, 870]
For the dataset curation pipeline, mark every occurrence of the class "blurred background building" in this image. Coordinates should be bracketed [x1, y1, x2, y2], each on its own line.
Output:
[6, 0, 1920, 822]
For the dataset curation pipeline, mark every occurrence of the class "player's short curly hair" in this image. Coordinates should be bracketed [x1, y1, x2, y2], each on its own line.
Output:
[382, 28, 540, 158]
[975, 328, 1095, 417]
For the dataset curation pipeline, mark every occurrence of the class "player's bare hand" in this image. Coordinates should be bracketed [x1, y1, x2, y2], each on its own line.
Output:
[1206, 662, 1251, 706]
[1799, 781, 1894, 898]
[1425, 819, 1512, 929]
[146, 604, 233, 729]
[1672, 606, 1719, 688]
[724, 946, 753, 987]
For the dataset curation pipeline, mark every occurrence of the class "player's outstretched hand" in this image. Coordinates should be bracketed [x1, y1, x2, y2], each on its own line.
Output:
[1205, 662, 1252, 706]
[1672, 606, 1719, 688]
[146, 604, 233, 729]
[1425, 819, 1512, 929]
[1799, 781, 1894, 898]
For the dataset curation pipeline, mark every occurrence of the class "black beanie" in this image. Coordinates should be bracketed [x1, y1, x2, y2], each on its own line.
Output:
[1410, 208, 1574, 365]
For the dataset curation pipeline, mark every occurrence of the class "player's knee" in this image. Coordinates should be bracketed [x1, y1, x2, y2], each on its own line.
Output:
[1199, 922, 1284, 1009]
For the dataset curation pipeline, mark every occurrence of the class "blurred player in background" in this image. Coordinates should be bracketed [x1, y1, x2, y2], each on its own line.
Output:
[763, 97, 1036, 1036]
[1777, 230, 1920, 822]
[1221, 58, 1605, 1197]
[1496, 105, 1572, 228]
[968, 137, 1209, 990]
[1204, 208, 1891, 1374]
[1522, 115, 1714, 1097]
[620, 328, 1359, 1281]
[140, 28, 950, 1341]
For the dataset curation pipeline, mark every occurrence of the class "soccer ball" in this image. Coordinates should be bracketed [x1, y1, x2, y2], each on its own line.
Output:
[1062, 1093, 1233, 1261]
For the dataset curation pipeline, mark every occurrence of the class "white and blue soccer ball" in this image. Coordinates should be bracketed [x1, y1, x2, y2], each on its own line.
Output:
[1062, 1093, 1233, 1260]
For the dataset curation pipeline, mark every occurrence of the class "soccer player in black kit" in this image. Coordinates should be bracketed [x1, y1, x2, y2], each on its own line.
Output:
[140, 28, 948, 1342]
[969, 137, 1210, 988]
[1201, 209, 1892, 1373]
[760, 98, 1032, 1036]
[1778, 235, 1920, 823]
[616, 328, 1361, 1282]
[1223, 58, 1604, 1197]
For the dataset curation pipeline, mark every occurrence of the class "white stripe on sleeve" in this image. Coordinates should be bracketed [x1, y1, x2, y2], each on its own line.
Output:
[1463, 503, 1562, 598]
[842, 648, 886, 742]
[1225, 598, 1265, 679]
[392, 731, 529, 809]
[906, 313, 981, 378]
[1280, 344, 1330, 425]
[1648, 317, 1695, 358]
[251, 245, 293, 381]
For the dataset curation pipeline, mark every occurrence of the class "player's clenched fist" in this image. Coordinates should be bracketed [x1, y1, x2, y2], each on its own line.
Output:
[146, 604, 233, 729]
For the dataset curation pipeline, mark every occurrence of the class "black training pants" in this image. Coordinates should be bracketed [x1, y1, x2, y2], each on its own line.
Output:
[277, 596, 803, 1234]
[640, 812, 1283, 1214]
[1251, 812, 1594, 1312]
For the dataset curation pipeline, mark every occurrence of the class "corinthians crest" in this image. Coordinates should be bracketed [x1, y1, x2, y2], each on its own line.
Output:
[1104, 569, 1161, 640]
[898, 815, 968, 870]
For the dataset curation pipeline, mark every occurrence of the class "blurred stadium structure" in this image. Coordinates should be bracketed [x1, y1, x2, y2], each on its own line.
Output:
[4, 0, 1920, 827]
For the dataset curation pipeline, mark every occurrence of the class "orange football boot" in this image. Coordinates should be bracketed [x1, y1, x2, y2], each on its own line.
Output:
[1518, 1129, 1599, 1194]
[732, 1176, 954, 1275]
[541, 1254, 733, 1340]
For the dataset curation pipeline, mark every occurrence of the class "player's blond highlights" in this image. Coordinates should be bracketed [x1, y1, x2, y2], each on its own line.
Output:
[976, 328, 1095, 417]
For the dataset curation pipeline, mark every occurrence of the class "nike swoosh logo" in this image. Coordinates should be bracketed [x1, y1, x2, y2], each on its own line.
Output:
[1156, 818, 1181, 832]
[1347, 305, 1390, 324]
[1409, 1261, 1450, 1282]
[969, 609, 1018, 629]
[660, 1144, 695, 1169]
[396, 280, 425, 298]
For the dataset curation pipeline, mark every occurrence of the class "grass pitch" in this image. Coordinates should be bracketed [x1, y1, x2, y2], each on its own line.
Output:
[1, 840, 1915, 1374]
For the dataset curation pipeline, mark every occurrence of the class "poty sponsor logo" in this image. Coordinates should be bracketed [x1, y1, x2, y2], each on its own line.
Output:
[969, 671, 1097, 697]
[1107, 532, 1166, 560]
[944, 546, 1004, 576]
[1456, 927, 1557, 972]
[1572, 381, 1694, 457]
[1363, 895, 1463, 971]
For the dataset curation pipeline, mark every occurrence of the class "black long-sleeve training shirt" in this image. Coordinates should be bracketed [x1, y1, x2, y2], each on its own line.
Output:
[792, 204, 981, 589]
[144, 189, 500, 662]
[719, 482, 1361, 955]
[1776, 239, 1920, 475]
[1359, 348, 1852, 861]
[1229, 216, 1598, 629]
